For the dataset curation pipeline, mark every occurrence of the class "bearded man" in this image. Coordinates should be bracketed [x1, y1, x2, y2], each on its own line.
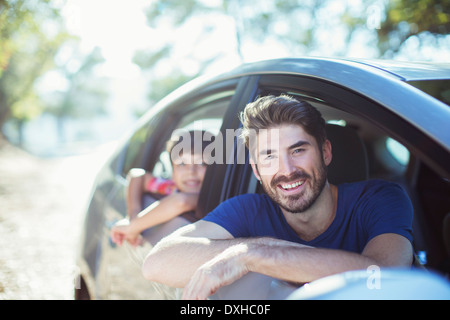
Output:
[142, 95, 414, 300]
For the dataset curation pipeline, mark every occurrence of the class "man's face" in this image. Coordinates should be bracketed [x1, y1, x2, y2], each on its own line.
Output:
[251, 124, 331, 214]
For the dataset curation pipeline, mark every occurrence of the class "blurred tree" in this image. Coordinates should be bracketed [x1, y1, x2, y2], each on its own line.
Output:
[377, 0, 450, 57]
[42, 46, 108, 142]
[134, 0, 362, 108]
[135, 0, 450, 106]
[0, 0, 72, 143]
[131, 0, 450, 118]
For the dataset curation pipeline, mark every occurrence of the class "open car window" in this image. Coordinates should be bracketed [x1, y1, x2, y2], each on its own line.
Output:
[151, 91, 233, 180]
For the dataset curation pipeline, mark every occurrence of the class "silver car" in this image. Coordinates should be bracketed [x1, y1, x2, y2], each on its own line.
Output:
[75, 57, 450, 300]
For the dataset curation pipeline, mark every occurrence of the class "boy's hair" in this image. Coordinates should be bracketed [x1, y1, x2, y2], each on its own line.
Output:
[239, 95, 327, 152]
[166, 129, 213, 160]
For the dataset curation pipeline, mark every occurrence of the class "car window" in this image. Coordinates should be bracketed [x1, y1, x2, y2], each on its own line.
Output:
[152, 91, 233, 179]
[243, 81, 415, 194]
[120, 126, 148, 178]
[119, 113, 163, 178]
[408, 79, 450, 107]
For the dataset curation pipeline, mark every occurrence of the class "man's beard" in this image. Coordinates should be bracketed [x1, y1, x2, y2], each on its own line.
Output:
[260, 161, 328, 214]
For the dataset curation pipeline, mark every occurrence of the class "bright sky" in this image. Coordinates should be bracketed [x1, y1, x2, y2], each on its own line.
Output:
[58, 0, 164, 135]
[27, 0, 449, 152]
[62, 0, 153, 79]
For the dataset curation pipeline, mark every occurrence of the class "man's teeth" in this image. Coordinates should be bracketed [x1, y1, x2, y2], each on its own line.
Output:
[281, 180, 304, 190]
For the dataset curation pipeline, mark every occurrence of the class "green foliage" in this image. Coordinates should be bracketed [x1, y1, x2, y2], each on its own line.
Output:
[0, 0, 108, 146]
[44, 46, 108, 119]
[0, 0, 72, 130]
[134, 0, 449, 111]
[378, 0, 450, 55]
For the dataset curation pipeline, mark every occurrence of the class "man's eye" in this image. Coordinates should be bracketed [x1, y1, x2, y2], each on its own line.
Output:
[293, 148, 305, 154]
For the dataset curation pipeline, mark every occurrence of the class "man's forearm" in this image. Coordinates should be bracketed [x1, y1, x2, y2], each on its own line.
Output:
[244, 243, 377, 284]
[142, 235, 246, 288]
[181, 240, 379, 299]
[142, 234, 309, 288]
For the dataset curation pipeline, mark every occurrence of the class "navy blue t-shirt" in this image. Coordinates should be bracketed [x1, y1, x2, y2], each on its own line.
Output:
[203, 180, 413, 253]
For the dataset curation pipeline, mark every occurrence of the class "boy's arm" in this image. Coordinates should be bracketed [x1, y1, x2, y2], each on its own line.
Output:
[111, 192, 199, 246]
[126, 169, 153, 219]
[131, 192, 198, 234]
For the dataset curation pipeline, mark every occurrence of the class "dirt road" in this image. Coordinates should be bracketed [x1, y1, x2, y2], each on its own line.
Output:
[0, 139, 113, 299]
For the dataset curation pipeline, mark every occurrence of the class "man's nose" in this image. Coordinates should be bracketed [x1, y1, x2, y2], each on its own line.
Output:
[278, 154, 297, 176]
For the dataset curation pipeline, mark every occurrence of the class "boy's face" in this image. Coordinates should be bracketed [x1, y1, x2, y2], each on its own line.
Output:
[171, 152, 207, 193]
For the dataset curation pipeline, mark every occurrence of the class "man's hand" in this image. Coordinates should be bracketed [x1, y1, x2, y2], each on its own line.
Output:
[182, 244, 250, 300]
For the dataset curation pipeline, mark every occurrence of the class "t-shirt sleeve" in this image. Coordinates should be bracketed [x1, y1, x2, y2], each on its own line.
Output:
[202, 194, 257, 238]
[145, 177, 176, 195]
[360, 181, 414, 243]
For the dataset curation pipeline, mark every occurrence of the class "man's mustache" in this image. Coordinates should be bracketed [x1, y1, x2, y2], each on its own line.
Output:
[271, 170, 311, 188]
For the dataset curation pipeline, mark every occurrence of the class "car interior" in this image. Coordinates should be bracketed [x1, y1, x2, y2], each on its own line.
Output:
[139, 84, 449, 278]
[243, 95, 449, 277]
[134, 92, 232, 247]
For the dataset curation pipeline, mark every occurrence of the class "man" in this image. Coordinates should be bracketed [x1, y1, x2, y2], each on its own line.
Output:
[142, 95, 414, 300]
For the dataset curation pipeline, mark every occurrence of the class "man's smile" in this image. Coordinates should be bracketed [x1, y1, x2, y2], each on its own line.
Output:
[278, 180, 305, 191]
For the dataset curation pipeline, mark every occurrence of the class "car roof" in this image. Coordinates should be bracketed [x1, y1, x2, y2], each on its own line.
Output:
[215, 57, 450, 149]
[220, 57, 450, 82]
[151, 57, 450, 153]
[345, 59, 450, 81]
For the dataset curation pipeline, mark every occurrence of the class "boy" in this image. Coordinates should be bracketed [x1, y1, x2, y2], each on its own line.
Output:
[111, 129, 211, 247]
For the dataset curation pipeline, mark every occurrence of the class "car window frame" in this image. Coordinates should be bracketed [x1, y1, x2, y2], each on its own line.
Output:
[196, 75, 261, 218]
[213, 73, 450, 270]
[140, 79, 239, 174]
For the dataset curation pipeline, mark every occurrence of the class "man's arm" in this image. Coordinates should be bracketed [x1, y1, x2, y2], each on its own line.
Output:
[181, 233, 412, 299]
[142, 220, 239, 287]
[143, 217, 412, 299]
[142, 219, 308, 289]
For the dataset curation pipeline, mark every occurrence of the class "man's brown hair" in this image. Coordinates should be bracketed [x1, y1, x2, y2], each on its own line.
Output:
[239, 95, 327, 153]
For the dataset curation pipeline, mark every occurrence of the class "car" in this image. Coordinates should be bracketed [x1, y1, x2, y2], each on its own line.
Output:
[75, 57, 450, 300]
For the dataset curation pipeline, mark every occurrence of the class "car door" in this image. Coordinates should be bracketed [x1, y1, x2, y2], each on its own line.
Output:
[208, 73, 450, 299]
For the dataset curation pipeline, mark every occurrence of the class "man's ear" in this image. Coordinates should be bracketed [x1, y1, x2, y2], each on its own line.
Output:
[250, 157, 261, 182]
[323, 139, 332, 166]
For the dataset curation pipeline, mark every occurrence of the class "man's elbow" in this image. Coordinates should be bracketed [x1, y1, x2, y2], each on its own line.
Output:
[142, 249, 161, 281]
[141, 240, 185, 287]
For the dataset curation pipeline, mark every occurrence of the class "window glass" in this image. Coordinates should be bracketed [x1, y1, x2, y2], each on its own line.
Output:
[120, 114, 160, 177]
[152, 92, 232, 179]
[386, 137, 410, 167]
[254, 84, 413, 182]
[408, 80, 450, 107]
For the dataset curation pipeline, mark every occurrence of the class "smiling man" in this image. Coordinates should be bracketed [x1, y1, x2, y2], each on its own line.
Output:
[142, 95, 414, 300]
